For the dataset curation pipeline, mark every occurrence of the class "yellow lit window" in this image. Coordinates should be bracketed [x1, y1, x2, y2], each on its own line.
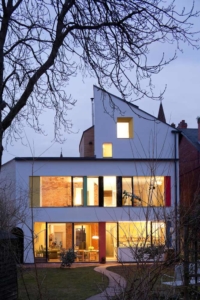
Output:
[117, 117, 133, 138]
[102, 143, 112, 157]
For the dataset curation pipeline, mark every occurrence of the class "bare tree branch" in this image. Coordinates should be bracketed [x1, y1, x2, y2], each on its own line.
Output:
[0, 0, 199, 165]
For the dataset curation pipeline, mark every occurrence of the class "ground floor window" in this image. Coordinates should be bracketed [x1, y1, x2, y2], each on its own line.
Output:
[74, 223, 99, 262]
[106, 223, 117, 261]
[34, 222, 99, 262]
[118, 221, 166, 248]
[34, 221, 166, 263]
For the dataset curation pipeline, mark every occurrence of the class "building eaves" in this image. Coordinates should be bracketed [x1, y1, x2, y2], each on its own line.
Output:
[13, 157, 178, 162]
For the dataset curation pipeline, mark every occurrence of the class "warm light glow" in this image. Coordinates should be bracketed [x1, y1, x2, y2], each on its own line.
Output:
[102, 143, 112, 157]
[92, 235, 99, 239]
[117, 122, 129, 138]
[117, 117, 133, 138]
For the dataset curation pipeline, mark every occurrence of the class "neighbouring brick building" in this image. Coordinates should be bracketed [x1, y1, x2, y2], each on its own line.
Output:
[178, 118, 200, 208]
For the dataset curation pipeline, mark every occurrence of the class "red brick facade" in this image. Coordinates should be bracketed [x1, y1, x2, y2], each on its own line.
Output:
[41, 177, 72, 206]
[179, 135, 200, 208]
[79, 126, 94, 157]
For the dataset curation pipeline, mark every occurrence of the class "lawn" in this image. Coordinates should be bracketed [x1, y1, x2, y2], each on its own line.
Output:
[18, 266, 109, 300]
[107, 264, 180, 299]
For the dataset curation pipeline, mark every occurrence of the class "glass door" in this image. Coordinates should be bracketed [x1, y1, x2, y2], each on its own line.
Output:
[106, 223, 117, 261]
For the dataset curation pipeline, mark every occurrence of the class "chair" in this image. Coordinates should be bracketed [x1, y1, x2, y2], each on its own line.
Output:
[161, 263, 200, 287]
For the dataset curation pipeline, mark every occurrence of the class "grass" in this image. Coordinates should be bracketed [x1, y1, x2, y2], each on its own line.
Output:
[108, 264, 200, 299]
[18, 266, 109, 300]
[107, 264, 179, 299]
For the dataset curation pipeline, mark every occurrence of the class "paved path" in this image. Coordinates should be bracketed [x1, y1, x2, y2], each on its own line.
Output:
[86, 264, 126, 300]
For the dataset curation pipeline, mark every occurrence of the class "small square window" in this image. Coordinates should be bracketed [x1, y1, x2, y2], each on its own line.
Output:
[117, 117, 133, 138]
[102, 143, 112, 157]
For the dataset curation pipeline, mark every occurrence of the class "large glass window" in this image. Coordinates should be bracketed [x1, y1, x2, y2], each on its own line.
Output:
[47, 223, 72, 262]
[104, 176, 116, 207]
[122, 176, 164, 207]
[122, 177, 133, 206]
[117, 117, 133, 138]
[73, 177, 83, 206]
[87, 177, 99, 206]
[34, 222, 46, 260]
[106, 223, 117, 261]
[134, 176, 164, 206]
[118, 221, 165, 248]
[41, 177, 72, 207]
[30, 176, 72, 207]
[152, 222, 166, 246]
[119, 222, 151, 248]
[74, 223, 99, 262]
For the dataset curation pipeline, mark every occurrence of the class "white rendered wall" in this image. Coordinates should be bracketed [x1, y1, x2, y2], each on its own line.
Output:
[93, 86, 177, 159]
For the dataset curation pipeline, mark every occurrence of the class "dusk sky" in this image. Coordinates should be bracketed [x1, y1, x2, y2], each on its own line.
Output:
[2, 0, 200, 164]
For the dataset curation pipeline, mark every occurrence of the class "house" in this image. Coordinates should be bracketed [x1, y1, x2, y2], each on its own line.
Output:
[0, 86, 179, 263]
[178, 118, 200, 208]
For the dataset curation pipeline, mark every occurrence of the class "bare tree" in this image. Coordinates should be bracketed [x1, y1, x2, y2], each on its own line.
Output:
[0, 0, 199, 165]
[0, 178, 28, 231]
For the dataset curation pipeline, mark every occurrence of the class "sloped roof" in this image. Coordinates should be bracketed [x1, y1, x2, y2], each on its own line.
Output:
[180, 128, 200, 152]
[157, 102, 166, 123]
[94, 85, 173, 127]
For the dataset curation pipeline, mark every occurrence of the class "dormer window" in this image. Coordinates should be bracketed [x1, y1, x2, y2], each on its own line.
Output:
[117, 117, 133, 138]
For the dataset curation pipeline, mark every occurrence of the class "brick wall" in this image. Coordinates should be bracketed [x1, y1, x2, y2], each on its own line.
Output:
[179, 136, 200, 207]
[79, 126, 94, 157]
[41, 177, 72, 207]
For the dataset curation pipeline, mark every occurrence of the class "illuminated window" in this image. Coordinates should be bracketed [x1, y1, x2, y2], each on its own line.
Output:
[133, 176, 164, 207]
[117, 117, 133, 138]
[122, 177, 132, 206]
[30, 176, 72, 207]
[87, 177, 99, 206]
[104, 176, 116, 207]
[73, 177, 83, 206]
[102, 143, 112, 157]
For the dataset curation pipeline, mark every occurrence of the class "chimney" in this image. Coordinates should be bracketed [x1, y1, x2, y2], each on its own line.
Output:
[177, 120, 187, 129]
[197, 117, 200, 142]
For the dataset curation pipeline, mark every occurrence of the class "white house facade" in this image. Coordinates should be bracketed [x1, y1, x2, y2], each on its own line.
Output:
[0, 86, 179, 264]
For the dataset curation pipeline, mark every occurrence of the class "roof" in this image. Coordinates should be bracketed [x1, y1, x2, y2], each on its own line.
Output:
[180, 128, 200, 152]
[94, 85, 139, 109]
[94, 85, 175, 128]
[5, 157, 177, 163]
[157, 102, 166, 123]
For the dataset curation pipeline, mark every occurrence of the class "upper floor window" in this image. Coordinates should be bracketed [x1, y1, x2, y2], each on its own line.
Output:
[29, 176, 72, 207]
[104, 176, 116, 207]
[122, 176, 165, 207]
[117, 117, 133, 138]
[73, 177, 83, 206]
[87, 177, 99, 206]
[102, 143, 112, 157]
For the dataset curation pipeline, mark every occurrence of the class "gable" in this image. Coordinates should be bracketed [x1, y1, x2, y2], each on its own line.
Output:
[93, 86, 177, 159]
